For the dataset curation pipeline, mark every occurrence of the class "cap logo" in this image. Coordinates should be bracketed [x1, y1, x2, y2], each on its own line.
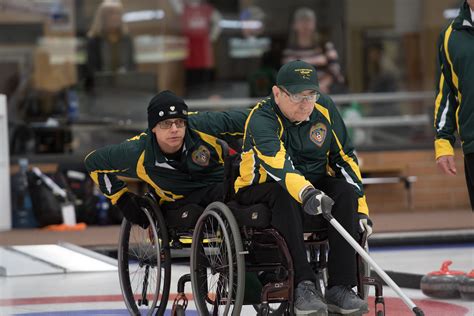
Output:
[159, 111, 164, 117]
[183, 110, 187, 115]
[170, 106, 175, 111]
[294, 68, 313, 79]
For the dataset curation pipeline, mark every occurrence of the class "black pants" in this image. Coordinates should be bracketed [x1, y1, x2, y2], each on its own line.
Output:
[465, 153, 474, 211]
[161, 183, 224, 211]
[236, 177, 359, 287]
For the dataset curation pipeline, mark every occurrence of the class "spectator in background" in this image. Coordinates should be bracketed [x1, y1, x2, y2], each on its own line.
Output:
[365, 41, 401, 116]
[227, 5, 274, 96]
[366, 42, 400, 94]
[434, 0, 474, 210]
[85, 0, 135, 91]
[282, 7, 345, 94]
[169, 0, 221, 87]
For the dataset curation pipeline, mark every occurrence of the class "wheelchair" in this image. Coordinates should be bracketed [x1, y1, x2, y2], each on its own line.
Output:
[117, 192, 206, 316]
[117, 156, 383, 316]
[188, 154, 379, 315]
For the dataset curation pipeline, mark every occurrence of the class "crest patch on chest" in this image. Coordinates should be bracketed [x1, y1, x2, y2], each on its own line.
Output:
[310, 122, 327, 147]
[192, 145, 211, 166]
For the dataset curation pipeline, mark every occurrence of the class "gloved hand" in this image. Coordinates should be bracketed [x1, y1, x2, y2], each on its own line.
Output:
[358, 213, 373, 237]
[301, 187, 334, 216]
[116, 192, 150, 229]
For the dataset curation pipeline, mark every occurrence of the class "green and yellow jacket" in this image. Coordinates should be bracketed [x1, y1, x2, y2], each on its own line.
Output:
[434, 1, 474, 157]
[85, 110, 248, 205]
[235, 95, 369, 215]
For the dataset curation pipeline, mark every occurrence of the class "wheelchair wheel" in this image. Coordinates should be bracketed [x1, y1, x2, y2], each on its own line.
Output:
[118, 195, 171, 316]
[191, 202, 245, 315]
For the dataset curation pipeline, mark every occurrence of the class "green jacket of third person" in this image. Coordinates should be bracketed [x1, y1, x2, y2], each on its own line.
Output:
[85, 109, 248, 205]
[434, 1, 474, 157]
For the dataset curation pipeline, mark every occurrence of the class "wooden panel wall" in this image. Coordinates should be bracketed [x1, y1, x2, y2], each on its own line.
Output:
[359, 149, 470, 213]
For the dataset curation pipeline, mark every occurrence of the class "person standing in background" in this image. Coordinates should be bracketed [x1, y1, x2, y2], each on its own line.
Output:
[169, 0, 221, 87]
[85, 0, 135, 91]
[282, 7, 345, 94]
[434, 0, 474, 210]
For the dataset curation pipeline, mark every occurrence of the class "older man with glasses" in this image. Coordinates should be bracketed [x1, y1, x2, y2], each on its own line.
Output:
[234, 60, 371, 315]
[85, 90, 248, 227]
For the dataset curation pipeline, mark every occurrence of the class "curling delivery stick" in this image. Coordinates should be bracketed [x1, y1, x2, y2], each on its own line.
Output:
[321, 209, 424, 316]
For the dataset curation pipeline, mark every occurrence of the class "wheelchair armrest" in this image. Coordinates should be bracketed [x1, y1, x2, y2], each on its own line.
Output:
[223, 153, 241, 202]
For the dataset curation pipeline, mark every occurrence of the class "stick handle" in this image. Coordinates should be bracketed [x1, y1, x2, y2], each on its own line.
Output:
[328, 217, 423, 315]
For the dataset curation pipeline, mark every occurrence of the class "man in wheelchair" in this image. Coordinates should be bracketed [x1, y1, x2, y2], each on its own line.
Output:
[84, 90, 248, 227]
[234, 60, 372, 315]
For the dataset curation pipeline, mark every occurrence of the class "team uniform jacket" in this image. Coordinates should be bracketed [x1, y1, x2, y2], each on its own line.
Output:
[434, 1, 474, 157]
[235, 95, 369, 215]
[85, 110, 248, 205]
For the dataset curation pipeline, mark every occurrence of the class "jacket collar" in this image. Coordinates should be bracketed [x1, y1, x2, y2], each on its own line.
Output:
[453, 1, 473, 29]
[145, 128, 195, 166]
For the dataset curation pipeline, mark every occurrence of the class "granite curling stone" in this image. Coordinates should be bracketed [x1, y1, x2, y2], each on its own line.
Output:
[420, 260, 465, 299]
[458, 269, 474, 301]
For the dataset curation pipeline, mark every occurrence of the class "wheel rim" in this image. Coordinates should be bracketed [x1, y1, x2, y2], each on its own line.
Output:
[118, 208, 162, 315]
[192, 209, 238, 315]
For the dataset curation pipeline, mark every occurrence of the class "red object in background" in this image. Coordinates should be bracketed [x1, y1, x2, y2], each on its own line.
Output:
[182, 3, 214, 69]
[427, 261, 465, 276]
[420, 260, 466, 299]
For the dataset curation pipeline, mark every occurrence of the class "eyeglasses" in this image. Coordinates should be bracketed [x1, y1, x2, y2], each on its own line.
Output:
[157, 119, 187, 129]
[279, 86, 320, 103]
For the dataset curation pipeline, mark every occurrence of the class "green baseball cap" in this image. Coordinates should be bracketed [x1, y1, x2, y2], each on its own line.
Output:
[276, 60, 319, 94]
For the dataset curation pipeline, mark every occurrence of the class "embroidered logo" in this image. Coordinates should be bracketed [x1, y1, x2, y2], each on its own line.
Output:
[310, 123, 327, 147]
[294, 68, 313, 79]
[192, 145, 210, 166]
[170, 106, 175, 111]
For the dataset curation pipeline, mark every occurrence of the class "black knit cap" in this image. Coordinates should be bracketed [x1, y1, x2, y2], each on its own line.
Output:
[147, 90, 188, 130]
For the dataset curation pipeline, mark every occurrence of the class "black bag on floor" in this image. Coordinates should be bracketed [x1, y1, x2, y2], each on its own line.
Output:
[54, 163, 98, 225]
[27, 170, 64, 227]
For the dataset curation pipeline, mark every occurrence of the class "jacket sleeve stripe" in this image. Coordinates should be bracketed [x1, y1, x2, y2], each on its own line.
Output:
[331, 131, 362, 181]
[358, 197, 369, 215]
[234, 150, 256, 192]
[136, 151, 183, 203]
[316, 104, 331, 123]
[336, 162, 361, 191]
[434, 72, 445, 127]
[254, 142, 287, 169]
[436, 92, 450, 132]
[192, 129, 224, 163]
[105, 187, 128, 205]
[443, 24, 462, 104]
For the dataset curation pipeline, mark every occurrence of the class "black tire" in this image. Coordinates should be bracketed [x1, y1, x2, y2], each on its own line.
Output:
[190, 202, 245, 315]
[118, 195, 171, 316]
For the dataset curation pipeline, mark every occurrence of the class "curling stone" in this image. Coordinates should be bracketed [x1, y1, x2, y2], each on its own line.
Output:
[458, 270, 474, 300]
[420, 260, 465, 299]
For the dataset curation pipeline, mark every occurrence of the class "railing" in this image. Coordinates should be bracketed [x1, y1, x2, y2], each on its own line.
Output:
[72, 90, 437, 151]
